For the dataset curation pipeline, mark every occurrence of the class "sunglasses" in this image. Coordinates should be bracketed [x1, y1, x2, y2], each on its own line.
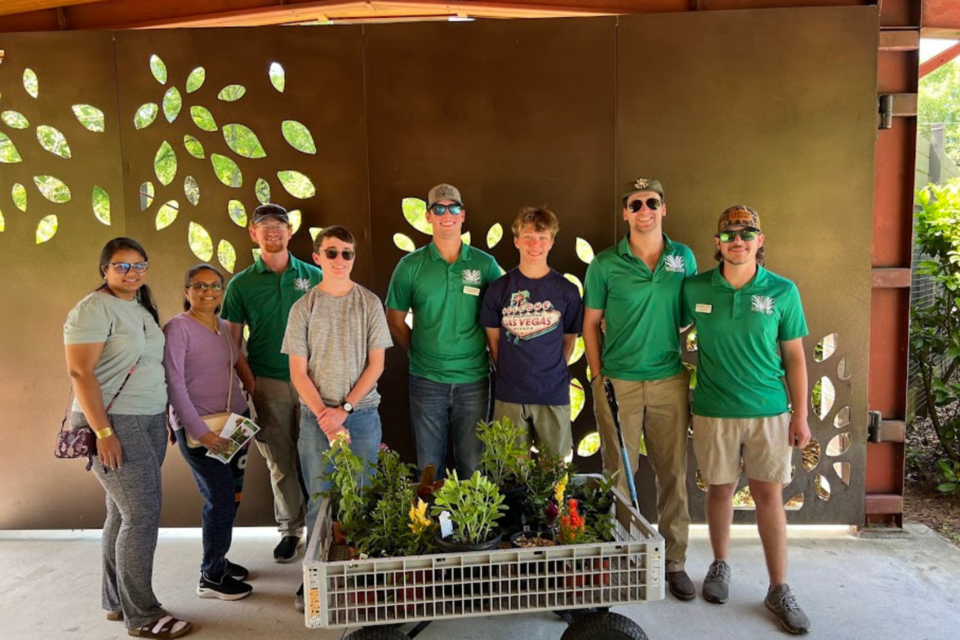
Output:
[110, 261, 149, 274]
[718, 228, 760, 242]
[187, 282, 223, 292]
[628, 198, 663, 213]
[321, 249, 355, 260]
[429, 203, 464, 216]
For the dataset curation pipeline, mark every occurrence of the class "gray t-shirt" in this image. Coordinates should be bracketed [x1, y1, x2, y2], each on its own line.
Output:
[63, 291, 167, 415]
[281, 284, 393, 409]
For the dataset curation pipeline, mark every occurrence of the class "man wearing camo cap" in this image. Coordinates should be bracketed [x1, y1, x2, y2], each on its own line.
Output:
[583, 177, 698, 601]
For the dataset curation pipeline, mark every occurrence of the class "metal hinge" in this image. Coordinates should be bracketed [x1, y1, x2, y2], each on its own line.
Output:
[878, 94, 918, 129]
[868, 411, 906, 443]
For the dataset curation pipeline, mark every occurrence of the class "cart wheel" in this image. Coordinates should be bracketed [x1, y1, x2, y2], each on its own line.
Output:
[347, 626, 409, 640]
[559, 612, 648, 640]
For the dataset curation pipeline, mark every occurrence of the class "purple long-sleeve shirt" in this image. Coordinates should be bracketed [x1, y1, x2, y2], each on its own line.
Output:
[163, 313, 248, 441]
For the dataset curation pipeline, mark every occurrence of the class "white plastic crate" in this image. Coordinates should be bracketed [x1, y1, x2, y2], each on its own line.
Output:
[303, 486, 664, 629]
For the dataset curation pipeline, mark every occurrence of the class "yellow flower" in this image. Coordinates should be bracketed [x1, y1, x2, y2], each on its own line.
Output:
[555, 473, 568, 504]
[408, 498, 431, 533]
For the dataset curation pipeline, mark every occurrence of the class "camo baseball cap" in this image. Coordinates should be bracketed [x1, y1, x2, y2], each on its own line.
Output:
[622, 177, 664, 202]
[427, 183, 463, 208]
[717, 205, 762, 233]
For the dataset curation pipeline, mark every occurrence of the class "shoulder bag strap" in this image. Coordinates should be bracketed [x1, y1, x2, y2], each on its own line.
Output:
[222, 321, 234, 412]
[104, 320, 147, 413]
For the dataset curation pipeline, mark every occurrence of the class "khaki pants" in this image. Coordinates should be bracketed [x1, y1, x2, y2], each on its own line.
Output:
[592, 372, 691, 572]
[252, 376, 305, 537]
[493, 400, 572, 458]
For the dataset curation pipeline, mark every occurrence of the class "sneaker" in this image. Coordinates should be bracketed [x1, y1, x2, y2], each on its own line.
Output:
[666, 570, 696, 601]
[197, 575, 253, 601]
[274, 535, 303, 564]
[295, 584, 304, 612]
[765, 584, 811, 634]
[702, 560, 732, 604]
[224, 560, 249, 581]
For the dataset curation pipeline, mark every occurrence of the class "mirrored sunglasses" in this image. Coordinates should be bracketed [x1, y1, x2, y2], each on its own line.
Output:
[429, 203, 464, 216]
[718, 228, 760, 243]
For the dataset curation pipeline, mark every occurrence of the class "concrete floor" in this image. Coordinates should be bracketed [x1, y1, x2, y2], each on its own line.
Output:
[2, 524, 959, 640]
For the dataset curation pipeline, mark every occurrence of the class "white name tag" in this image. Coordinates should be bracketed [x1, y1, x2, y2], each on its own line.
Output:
[463, 286, 480, 296]
[439, 511, 453, 538]
[696, 303, 713, 313]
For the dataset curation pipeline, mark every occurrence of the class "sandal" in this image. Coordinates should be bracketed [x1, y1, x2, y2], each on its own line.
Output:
[128, 615, 192, 639]
[106, 610, 124, 621]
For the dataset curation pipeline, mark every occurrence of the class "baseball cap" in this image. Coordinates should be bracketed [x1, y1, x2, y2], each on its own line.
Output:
[717, 205, 762, 233]
[252, 203, 290, 224]
[622, 177, 664, 202]
[427, 183, 464, 208]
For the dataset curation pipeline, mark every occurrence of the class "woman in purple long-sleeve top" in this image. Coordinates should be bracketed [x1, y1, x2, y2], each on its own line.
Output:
[163, 264, 254, 601]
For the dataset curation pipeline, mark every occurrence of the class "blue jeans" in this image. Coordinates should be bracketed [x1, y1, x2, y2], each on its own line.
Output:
[298, 405, 381, 540]
[409, 375, 490, 481]
[177, 432, 249, 581]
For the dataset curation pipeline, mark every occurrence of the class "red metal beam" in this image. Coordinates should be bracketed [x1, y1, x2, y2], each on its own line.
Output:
[919, 41, 960, 78]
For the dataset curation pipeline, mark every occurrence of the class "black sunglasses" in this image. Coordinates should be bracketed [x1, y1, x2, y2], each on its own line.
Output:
[429, 203, 464, 216]
[110, 261, 149, 274]
[322, 249, 355, 260]
[717, 228, 760, 242]
[627, 198, 662, 213]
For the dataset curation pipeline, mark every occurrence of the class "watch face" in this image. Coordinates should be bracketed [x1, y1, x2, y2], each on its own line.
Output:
[343, 402, 354, 413]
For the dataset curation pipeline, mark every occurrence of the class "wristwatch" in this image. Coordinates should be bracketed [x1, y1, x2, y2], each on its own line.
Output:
[341, 401, 355, 414]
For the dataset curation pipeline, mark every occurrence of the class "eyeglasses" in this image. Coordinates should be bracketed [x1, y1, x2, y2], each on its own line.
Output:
[717, 228, 760, 242]
[257, 224, 289, 233]
[110, 262, 149, 274]
[429, 204, 464, 216]
[322, 249, 355, 260]
[628, 198, 662, 213]
[187, 282, 223, 292]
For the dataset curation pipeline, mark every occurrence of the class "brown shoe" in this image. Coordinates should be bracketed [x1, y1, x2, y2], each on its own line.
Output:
[666, 570, 696, 601]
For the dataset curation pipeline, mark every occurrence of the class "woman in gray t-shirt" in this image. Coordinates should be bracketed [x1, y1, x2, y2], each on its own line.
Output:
[64, 237, 192, 639]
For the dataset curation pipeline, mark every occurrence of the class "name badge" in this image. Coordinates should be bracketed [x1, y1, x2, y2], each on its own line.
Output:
[696, 303, 713, 313]
[463, 286, 480, 296]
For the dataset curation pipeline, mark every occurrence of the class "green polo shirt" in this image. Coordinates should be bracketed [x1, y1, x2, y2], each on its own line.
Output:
[386, 242, 502, 383]
[681, 266, 808, 418]
[221, 253, 322, 381]
[584, 234, 696, 381]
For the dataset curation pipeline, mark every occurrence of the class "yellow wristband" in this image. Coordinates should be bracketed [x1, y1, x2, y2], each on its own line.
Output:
[94, 427, 114, 439]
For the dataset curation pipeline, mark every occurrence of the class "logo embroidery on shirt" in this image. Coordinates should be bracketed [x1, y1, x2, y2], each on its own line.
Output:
[294, 277, 312, 292]
[664, 255, 685, 273]
[502, 290, 561, 343]
[751, 295, 775, 315]
[462, 269, 482, 285]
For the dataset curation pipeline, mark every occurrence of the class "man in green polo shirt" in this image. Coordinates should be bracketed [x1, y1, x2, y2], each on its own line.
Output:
[584, 177, 697, 601]
[386, 183, 502, 480]
[681, 205, 811, 634]
[221, 203, 322, 564]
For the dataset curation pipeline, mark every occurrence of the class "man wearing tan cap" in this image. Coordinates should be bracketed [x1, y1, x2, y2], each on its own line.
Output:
[583, 177, 697, 601]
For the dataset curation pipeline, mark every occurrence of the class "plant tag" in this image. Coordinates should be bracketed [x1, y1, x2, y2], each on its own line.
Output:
[439, 511, 453, 538]
[463, 286, 480, 296]
[695, 303, 712, 313]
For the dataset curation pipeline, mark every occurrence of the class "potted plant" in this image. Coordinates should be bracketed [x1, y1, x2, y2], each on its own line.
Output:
[478, 417, 530, 534]
[523, 452, 575, 531]
[319, 435, 367, 549]
[431, 470, 506, 551]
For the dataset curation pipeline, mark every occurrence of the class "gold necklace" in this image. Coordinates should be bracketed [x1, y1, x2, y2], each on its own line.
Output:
[188, 309, 220, 334]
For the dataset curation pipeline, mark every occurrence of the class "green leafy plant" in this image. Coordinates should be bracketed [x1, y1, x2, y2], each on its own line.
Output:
[572, 473, 618, 542]
[524, 453, 575, 529]
[431, 470, 506, 545]
[319, 437, 367, 544]
[937, 459, 960, 495]
[478, 417, 530, 488]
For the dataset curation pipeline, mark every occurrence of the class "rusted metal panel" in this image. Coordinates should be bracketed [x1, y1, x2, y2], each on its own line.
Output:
[878, 30, 919, 52]
[865, 493, 903, 514]
[871, 267, 911, 288]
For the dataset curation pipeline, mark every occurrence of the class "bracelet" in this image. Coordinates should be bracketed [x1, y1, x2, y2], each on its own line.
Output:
[94, 427, 114, 439]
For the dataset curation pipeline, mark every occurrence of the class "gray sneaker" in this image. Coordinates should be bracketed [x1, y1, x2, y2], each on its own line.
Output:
[702, 560, 731, 604]
[765, 584, 811, 634]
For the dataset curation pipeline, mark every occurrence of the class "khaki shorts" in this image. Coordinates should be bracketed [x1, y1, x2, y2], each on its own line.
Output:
[692, 413, 793, 485]
[493, 400, 571, 458]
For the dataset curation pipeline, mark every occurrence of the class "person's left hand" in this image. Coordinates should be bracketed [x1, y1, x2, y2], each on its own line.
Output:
[316, 407, 349, 443]
[789, 416, 811, 449]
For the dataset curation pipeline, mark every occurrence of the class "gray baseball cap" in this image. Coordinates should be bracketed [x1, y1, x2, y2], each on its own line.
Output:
[427, 183, 464, 208]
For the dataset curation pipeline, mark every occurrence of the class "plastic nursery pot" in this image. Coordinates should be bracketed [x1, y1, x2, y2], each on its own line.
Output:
[510, 530, 556, 548]
[500, 484, 528, 535]
[433, 529, 503, 553]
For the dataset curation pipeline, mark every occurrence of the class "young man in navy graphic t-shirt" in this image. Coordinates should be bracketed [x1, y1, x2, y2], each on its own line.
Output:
[480, 207, 583, 457]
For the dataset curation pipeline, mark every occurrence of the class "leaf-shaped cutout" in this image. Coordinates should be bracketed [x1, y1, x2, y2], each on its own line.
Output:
[394, 233, 415, 252]
[37, 125, 72, 159]
[814, 333, 837, 362]
[183, 135, 205, 159]
[190, 106, 218, 132]
[563, 273, 583, 298]
[218, 85, 246, 102]
[833, 462, 851, 486]
[255, 178, 270, 205]
[0, 132, 23, 163]
[154, 141, 177, 186]
[309, 227, 323, 241]
[188, 222, 214, 261]
[732, 486, 755, 509]
[163, 87, 182, 123]
[140, 182, 155, 211]
[12, 183, 27, 211]
[461, 232, 471, 245]
[134, 103, 159, 130]
[402, 197, 432, 235]
[801, 437, 821, 472]
[149, 54, 167, 84]
[288, 209, 302, 235]
[815, 474, 831, 501]
[252, 249, 261, 263]
[218, 239, 237, 273]
[570, 378, 585, 421]
[34, 175, 71, 203]
[92, 186, 111, 225]
[486, 223, 503, 248]
[837, 356, 851, 380]
[567, 336, 585, 365]
[228, 200, 247, 227]
[784, 493, 804, 511]
[23, 68, 39, 98]
[281, 120, 316, 154]
[576, 237, 595, 264]
[577, 432, 600, 457]
[825, 433, 851, 457]
[0, 209, 4, 232]
[186, 67, 206, 93]
[813, 376, 835, 420]
[184, 175, 200, 206]
[223, 123, 266, 159]
[277, 170, 315, 198]
[155, 200, 179, 230]
[72, 105, 105, 132]
[211, 154, 243, 188]
[36, 215, 57, 244]
[2, 110, 29, 129]
[269, 62, 285, 92]
[833, 406, 850, 429]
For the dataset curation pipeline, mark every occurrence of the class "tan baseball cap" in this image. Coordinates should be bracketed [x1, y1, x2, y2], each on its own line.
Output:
[427, 183, 463, 208]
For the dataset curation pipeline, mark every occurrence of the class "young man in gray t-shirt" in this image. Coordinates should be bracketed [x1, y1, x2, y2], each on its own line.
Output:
[281, 225, 392, 611]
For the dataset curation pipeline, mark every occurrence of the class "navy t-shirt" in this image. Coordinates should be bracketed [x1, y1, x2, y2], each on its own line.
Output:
[480, 268, 583, 406]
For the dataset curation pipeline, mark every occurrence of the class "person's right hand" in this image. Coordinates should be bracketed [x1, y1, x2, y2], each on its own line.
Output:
[199, 431, 230, 455]
[98, 433, 123, 470]
[316, 408, 351, 445]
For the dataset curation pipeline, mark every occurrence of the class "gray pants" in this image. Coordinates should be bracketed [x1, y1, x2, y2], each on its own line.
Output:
[77, 412, 168, 629]
[252, 376, 305, 536]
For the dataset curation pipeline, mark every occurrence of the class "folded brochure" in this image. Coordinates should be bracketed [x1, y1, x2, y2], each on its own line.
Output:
[206, 413, 261, 463]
